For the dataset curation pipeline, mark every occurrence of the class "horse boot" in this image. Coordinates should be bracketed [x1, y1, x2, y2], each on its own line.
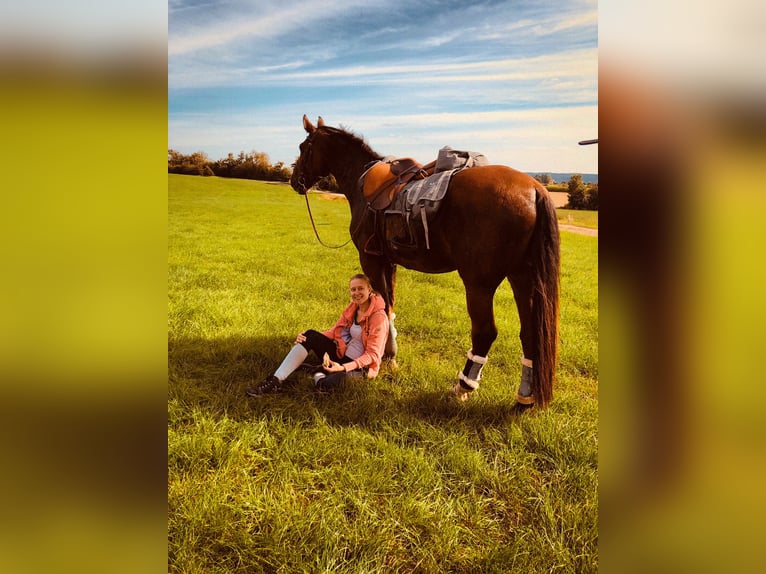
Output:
[451, 350, 487, 402]
[515, 357, 534, 405]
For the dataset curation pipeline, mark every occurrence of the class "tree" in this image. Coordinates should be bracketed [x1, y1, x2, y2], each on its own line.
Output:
[585, 183, 598, 210]
[566, 174, 587, 209]
[534, 173, 554, 185]
[167, 149, 210, 176]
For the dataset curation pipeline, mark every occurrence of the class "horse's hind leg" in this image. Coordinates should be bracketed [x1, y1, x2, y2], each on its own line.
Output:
[453, 284, 499, 400]
[508, 272, 535, 404]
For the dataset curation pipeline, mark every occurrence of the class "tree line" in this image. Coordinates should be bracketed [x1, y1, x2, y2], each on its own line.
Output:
[168, 150, 597, 210]
[168, 149, 292, 182]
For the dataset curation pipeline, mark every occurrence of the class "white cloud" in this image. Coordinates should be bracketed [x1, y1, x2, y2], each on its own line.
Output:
[422, 31, 463, 47]
[169, 0, 379, 55]
[170, 47, 597, 90]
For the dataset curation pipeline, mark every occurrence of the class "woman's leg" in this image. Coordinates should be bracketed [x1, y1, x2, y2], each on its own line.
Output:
[300, 329, 342, 361]
[314, 370, 346, 392]
[273, 344, 309, 381]
[314, 358, 366, 392]
[273, 330, 338, 381]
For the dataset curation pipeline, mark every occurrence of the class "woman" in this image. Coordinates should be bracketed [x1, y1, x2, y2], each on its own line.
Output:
[246, 274, 389, 395]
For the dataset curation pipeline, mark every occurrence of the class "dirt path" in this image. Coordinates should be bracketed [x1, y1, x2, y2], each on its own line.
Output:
[559, 224, 598, 237]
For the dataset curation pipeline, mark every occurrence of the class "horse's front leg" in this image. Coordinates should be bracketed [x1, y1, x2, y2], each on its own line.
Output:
[359, 254, 398, 361]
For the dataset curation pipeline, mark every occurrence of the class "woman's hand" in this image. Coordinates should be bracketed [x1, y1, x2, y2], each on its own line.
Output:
[324, 360, 345, 373]
[294, 332, 307, 345]
[322, 354, 344, 373]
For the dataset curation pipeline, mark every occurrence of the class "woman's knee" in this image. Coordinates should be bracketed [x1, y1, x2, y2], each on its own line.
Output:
[300, 329, 327, 348]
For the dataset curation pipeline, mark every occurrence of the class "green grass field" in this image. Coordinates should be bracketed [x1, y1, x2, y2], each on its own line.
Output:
[556, 209, 598, 230]
[168, 175, 598, 573]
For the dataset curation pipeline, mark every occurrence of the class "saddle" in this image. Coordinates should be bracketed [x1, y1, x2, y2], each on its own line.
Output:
[361, 158, 436, 210]
[359, 147, 488, 253]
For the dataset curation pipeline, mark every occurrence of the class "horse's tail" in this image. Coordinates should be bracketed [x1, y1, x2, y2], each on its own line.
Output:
[530, 188, 560, 406]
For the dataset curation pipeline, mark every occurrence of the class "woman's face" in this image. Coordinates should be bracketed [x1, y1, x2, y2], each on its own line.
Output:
[349, 278, 372, 306]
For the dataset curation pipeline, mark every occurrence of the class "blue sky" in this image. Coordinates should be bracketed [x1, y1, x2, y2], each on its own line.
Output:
[169, 0, 597, 174]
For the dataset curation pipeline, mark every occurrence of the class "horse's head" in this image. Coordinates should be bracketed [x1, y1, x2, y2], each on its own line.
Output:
[290, 115, 328, 195]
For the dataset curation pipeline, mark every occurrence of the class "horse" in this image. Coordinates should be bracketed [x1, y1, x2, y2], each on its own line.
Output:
[290, 116, 560, 406]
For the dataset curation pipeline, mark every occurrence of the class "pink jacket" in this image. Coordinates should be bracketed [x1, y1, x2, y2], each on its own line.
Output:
[322, 293, 389, 378]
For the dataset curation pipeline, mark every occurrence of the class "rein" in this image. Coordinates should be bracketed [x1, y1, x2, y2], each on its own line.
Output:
[304, 191, 354, 249]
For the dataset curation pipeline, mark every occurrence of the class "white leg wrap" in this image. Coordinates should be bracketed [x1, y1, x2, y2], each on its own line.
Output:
[458, 349, 488, 391]
[458, 371, 480, 390]
[468, 350, 488, 365]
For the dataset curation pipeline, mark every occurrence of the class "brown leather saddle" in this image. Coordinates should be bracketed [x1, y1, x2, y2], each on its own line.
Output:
[362, 158, 436, 210]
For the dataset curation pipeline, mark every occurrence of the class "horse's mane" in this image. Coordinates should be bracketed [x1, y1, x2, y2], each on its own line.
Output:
[322, 125, 382, 160]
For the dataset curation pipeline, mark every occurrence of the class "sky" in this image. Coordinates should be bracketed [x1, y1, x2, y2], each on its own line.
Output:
[168, 0, 598, 174]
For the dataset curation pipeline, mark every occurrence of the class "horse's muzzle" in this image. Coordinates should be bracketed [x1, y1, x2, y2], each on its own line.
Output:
[291, 176, 308, 195]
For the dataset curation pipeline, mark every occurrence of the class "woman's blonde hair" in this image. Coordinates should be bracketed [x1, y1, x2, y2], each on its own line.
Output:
[350, 273, 376, 294]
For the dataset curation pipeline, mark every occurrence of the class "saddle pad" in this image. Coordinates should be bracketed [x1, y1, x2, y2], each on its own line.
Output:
[402, 169, 454, 208]
[384, 169, 457, 250]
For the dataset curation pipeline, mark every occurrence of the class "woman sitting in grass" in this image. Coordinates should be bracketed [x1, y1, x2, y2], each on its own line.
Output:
[246, 273, 389, 395]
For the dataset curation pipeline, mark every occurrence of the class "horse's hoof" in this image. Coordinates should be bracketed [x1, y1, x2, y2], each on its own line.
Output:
[450, 383, 471, 402]
[515, 392, 534, 405]
[516, 363, 534, 405]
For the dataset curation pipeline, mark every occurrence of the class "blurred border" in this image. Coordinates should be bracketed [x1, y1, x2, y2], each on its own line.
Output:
[0, 4, 168, 573]
[2, 0, 765, 572]
[600, 1, 766, 572]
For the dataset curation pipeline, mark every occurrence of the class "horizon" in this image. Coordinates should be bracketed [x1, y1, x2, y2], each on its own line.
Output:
[169, 147, 598, 183]
[169, 0, 597, 175]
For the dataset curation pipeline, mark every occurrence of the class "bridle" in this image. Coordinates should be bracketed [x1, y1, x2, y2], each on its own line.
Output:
[296, 130, 365, 249]
[293, 134, 315, 195]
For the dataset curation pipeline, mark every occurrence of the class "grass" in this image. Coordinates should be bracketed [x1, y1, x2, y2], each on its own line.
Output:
[555, 209, 598, 229]
[168, 174, 598, 573]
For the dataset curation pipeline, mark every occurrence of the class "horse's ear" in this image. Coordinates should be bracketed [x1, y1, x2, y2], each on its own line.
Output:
[303, 114, 315, 133]
[317, 116, 325, 127]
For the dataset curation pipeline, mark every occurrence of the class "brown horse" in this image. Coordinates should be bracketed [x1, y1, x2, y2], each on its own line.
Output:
[291, 116, 559, 406]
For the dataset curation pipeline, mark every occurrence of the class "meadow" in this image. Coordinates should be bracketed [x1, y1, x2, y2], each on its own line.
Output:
[556, 209, 598, 230]
[168, 175, 598, 573]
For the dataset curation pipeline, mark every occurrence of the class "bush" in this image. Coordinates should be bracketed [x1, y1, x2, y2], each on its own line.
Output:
[316, 175, 339, 192]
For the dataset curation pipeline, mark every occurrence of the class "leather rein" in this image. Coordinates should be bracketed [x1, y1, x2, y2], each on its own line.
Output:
[303, 191, 356, 249]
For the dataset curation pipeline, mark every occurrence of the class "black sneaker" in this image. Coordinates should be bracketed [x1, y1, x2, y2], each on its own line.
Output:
[246, 375, 282, 397]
